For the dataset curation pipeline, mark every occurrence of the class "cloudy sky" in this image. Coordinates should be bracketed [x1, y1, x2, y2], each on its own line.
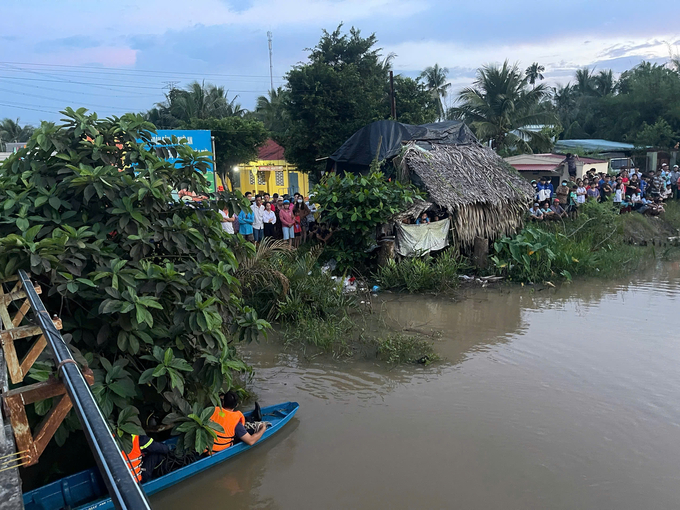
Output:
[1, 0, 679, 125]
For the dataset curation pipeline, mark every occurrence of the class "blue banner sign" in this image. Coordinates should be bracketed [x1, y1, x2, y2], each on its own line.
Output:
[151, 130, 216, 192]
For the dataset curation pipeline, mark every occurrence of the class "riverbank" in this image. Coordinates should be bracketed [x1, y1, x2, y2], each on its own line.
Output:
[244, 201, 680, 359]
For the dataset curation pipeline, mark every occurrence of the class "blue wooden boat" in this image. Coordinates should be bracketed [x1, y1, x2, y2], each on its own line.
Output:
[23, 402, 299, 510]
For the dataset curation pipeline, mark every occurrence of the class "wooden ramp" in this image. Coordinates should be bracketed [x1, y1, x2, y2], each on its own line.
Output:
[0, 347, 24, 510]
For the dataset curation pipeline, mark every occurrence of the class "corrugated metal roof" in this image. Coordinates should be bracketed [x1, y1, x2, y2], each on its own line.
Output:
[555, 139, 636, 152]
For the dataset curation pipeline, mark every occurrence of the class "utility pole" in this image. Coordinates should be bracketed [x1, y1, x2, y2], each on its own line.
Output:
[389, 71, 396, 120]
[162, 81, 179, 98]
[267, 31, 274, 92]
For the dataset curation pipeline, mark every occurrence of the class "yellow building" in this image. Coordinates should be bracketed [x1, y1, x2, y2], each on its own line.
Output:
[220, 139, 309, 197]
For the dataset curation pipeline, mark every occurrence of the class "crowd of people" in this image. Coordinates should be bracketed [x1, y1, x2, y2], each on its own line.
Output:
[220, 191, 332, 247]
[528, 163, 679, 221]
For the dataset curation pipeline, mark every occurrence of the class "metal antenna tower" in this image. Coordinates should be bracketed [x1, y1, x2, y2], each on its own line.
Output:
[267, 31, 274, 92]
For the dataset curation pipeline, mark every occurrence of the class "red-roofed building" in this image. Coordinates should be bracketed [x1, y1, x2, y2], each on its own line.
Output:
[505, 153, 608, 185]
[227, 139, 309, 196]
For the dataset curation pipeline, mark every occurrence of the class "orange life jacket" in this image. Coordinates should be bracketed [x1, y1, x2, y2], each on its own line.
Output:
[124, 434, 143, 482]
[210, 407, 245, 452]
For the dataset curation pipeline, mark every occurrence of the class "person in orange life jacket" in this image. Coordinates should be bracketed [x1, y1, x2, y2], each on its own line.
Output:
[209, 391, 267, 453]
[123, 433, 170, 482]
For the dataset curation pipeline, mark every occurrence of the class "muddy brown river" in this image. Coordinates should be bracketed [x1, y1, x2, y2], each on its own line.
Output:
[153, 261, 680, 510]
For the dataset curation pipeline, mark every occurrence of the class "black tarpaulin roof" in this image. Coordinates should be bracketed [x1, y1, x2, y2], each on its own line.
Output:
[327, 120, 477, 172]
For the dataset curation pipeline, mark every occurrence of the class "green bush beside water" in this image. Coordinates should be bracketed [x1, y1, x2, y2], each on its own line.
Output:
[374, 249, 469, 293]
[491, 201, 668, 283]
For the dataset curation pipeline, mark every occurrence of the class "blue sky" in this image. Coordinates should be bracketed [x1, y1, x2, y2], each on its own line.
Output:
[1, 0, 679, 126]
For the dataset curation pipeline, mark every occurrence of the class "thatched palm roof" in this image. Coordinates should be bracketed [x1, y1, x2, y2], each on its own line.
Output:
[397, 142, 534, 246]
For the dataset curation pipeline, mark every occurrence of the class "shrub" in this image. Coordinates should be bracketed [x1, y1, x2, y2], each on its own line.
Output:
[0, 108, 266, 451]
[312, 164, 421, 270]
[373, 333, 440, 365]
[374, 249, 467, 293]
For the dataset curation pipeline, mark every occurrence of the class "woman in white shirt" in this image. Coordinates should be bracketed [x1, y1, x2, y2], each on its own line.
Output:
[220, 209, 235, 234]
[576, 179, 587, 204]
[262, 202, 277, 238]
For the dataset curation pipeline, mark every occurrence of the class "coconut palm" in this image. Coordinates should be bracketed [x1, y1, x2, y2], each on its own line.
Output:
[419, 64, 451, 121]
[255, 87, 288, 135]
[574, 67, 596, 96]
[450, 60, 557, 152]
[0, 118, 34, 146]
[525, 63, 545, 87]
[594, 69, 616, 96]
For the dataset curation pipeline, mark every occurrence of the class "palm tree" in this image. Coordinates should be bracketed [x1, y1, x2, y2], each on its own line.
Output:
[525, 63, 545, 87]
[0, 118, 34, 147]
[149, 81, 246, 126]
[419, 64, 451, 121]
[254, 87, 288, 135]
[594, 69, 615, 96]
[450, 60, 557, 152]
[574, 67, 596, 96]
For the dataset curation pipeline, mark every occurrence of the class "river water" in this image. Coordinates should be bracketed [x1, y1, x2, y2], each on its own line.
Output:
[153, 261, 680, 510]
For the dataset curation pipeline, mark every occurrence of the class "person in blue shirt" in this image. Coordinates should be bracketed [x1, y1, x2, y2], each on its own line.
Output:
[416, 213, 430, 225]
[237, 208, 254, 242]
[639, 176, 647, 197]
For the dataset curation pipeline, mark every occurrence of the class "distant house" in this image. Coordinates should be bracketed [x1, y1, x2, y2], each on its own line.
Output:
[505, 153, 608, 184]
[228, 140, 309, 197]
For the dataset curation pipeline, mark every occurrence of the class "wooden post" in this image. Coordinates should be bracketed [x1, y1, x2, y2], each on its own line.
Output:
[473, 237, 489, 269]
[378, 237, 396, 267]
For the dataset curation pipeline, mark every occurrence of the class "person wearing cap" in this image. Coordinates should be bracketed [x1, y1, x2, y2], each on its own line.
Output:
[279, 199, 295, 246]
[528, 203, 543, 221]
[551, 198, 567, 219]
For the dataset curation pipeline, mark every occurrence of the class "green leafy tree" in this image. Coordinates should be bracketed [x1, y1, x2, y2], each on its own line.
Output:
[0, 108, 266, 452]
[392, 75, 439, 125]
[283, 25, 390, 176]
[574, 67, 596, 96]
[525, 62, 545, 87]
[312, 162, 420, 269]
[635, 118, 678, 148]
[450, 60, 557, 152]
[185, 117, 268, 189]
[419, 64, 451, 120]
[594, 69, 616, 97]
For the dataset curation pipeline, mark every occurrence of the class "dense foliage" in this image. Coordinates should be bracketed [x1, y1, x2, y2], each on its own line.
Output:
[0, 109, 267, 453]
[282, 25, 441, 175]
[312, 167, 420, 269]
[555, 63, 680, 147]
[491, 202, 643, 283]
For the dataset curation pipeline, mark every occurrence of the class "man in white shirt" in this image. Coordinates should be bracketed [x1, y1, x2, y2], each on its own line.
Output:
[251, 196, 265, 243]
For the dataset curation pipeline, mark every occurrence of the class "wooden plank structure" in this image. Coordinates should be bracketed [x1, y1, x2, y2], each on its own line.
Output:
[0, 275, 93, 473]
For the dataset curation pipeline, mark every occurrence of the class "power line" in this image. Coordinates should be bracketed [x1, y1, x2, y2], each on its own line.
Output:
[0, 61, 287, 79]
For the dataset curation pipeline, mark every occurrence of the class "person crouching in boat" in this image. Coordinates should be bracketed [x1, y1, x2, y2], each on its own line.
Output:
[209, 391, 267, 453]
[124, 434, 170, 482]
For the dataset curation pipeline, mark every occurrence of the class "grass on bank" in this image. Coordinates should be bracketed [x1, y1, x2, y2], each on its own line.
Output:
[374, 248, 469, 293]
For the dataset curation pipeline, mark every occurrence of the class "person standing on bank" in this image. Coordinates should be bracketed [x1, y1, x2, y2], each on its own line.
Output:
[251, 196, 265, 244]
[209, 391, 267, 453]
[279, 199, 295, 247]
[237, 206, 254, 243]
[262, 202, 277, 238]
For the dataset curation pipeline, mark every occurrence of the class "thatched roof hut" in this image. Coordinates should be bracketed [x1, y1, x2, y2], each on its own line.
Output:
[396, 142, 534, 247]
